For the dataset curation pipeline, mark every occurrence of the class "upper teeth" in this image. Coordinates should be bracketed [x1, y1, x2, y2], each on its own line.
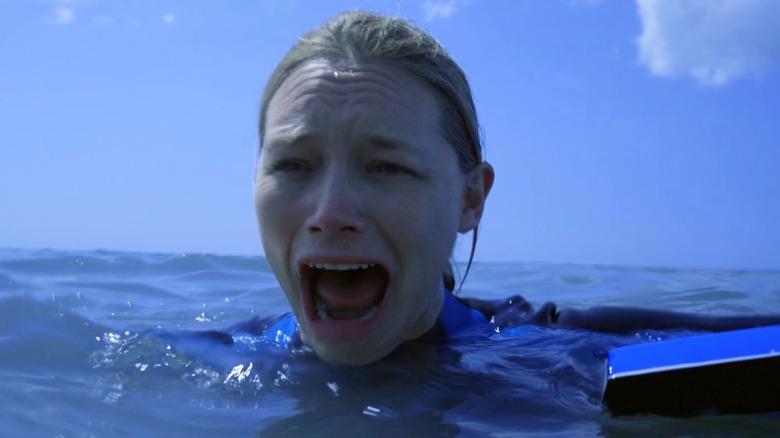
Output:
[309, 263, 375, 271]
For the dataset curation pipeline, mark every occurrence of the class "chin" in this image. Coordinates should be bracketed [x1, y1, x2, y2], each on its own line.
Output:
[307, 335, 392, 366]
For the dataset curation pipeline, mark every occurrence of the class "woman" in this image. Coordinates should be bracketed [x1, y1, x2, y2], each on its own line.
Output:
[250, 10, 780, 367]
[254, 10, 493, 366]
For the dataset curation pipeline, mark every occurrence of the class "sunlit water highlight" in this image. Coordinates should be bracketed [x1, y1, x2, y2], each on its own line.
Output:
[1, 248, 779, 437]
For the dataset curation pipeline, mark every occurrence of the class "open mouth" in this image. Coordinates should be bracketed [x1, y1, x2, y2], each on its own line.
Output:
[300, 261, 390, 331]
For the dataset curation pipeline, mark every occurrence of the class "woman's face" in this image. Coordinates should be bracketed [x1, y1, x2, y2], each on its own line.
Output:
[255, 60, 491, 365]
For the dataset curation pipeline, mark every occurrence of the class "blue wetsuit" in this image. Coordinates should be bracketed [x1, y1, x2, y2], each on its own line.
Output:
[150, 288, 780, 420]
[153, 289, 501, 371]
[228, 287, 493, 349]
[154, 287, 780, 371]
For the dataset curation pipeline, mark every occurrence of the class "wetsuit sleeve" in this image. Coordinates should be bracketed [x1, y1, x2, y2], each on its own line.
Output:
[553, 305, 780, 334]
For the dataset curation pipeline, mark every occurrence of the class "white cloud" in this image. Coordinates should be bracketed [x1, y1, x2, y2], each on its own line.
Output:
[162, 13, 176, 25]
[44, 0, 96, 26]
[636, 0, 780, 87]
[422, 0, 469, 22]
[54, 6, 75, 24]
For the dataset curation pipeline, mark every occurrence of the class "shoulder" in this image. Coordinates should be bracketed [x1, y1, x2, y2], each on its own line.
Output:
[226, 313, 301, 348]
[153, 313, 300, 356]
[457, 294, 559, 329]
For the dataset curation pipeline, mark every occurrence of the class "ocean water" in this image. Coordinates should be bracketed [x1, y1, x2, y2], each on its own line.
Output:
[1, 247, 779, 437]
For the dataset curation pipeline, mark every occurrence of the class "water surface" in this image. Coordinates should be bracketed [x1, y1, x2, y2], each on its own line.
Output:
[1, 248, 779, 437]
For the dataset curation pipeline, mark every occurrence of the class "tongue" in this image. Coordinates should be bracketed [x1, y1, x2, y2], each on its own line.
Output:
[314, 267, 386, 313]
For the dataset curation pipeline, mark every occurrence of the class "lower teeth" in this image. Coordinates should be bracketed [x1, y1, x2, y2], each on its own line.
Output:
[315, 297, 378, 321]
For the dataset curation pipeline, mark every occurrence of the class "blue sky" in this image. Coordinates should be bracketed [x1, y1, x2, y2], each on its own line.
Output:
[1, 0, 779, 270]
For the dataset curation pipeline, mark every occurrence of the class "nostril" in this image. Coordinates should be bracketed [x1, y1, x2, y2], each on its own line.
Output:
[307, 224, 360, 234]
[306, 179, 365, 234]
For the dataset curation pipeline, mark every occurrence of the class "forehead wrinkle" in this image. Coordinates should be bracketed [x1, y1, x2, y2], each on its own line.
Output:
[332, 68, 418, 112]
[282, 60, 423, 113]
[265, 60, 446, 154]
[316, 80, 412, 114]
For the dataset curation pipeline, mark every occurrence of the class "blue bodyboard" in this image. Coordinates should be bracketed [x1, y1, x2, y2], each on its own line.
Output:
[603, 324, 780, 416]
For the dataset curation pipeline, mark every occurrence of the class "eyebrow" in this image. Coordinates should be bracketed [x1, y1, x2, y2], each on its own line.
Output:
[263, 133, 426, 157]
[262, 133, 315, 151]
[361, 134, 425, 158]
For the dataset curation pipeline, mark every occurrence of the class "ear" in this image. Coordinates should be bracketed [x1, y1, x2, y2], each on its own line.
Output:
[459, 162, 494, 233]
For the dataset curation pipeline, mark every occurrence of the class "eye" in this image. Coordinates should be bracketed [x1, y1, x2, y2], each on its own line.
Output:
[268, 159, 312, 173]
[368, 161, 416, 176]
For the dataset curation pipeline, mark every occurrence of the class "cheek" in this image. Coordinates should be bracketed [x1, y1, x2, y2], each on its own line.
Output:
[254, 180, 295, 259]
[254, 186, 273, 238]
[391, 188, 462, 263]
[255, 183, 303, 307]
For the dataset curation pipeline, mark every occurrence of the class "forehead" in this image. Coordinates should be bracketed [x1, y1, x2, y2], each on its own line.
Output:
[264, 60, 443, 141]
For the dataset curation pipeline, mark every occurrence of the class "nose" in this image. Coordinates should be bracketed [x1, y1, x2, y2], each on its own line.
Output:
[305, 168, 366, 235]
